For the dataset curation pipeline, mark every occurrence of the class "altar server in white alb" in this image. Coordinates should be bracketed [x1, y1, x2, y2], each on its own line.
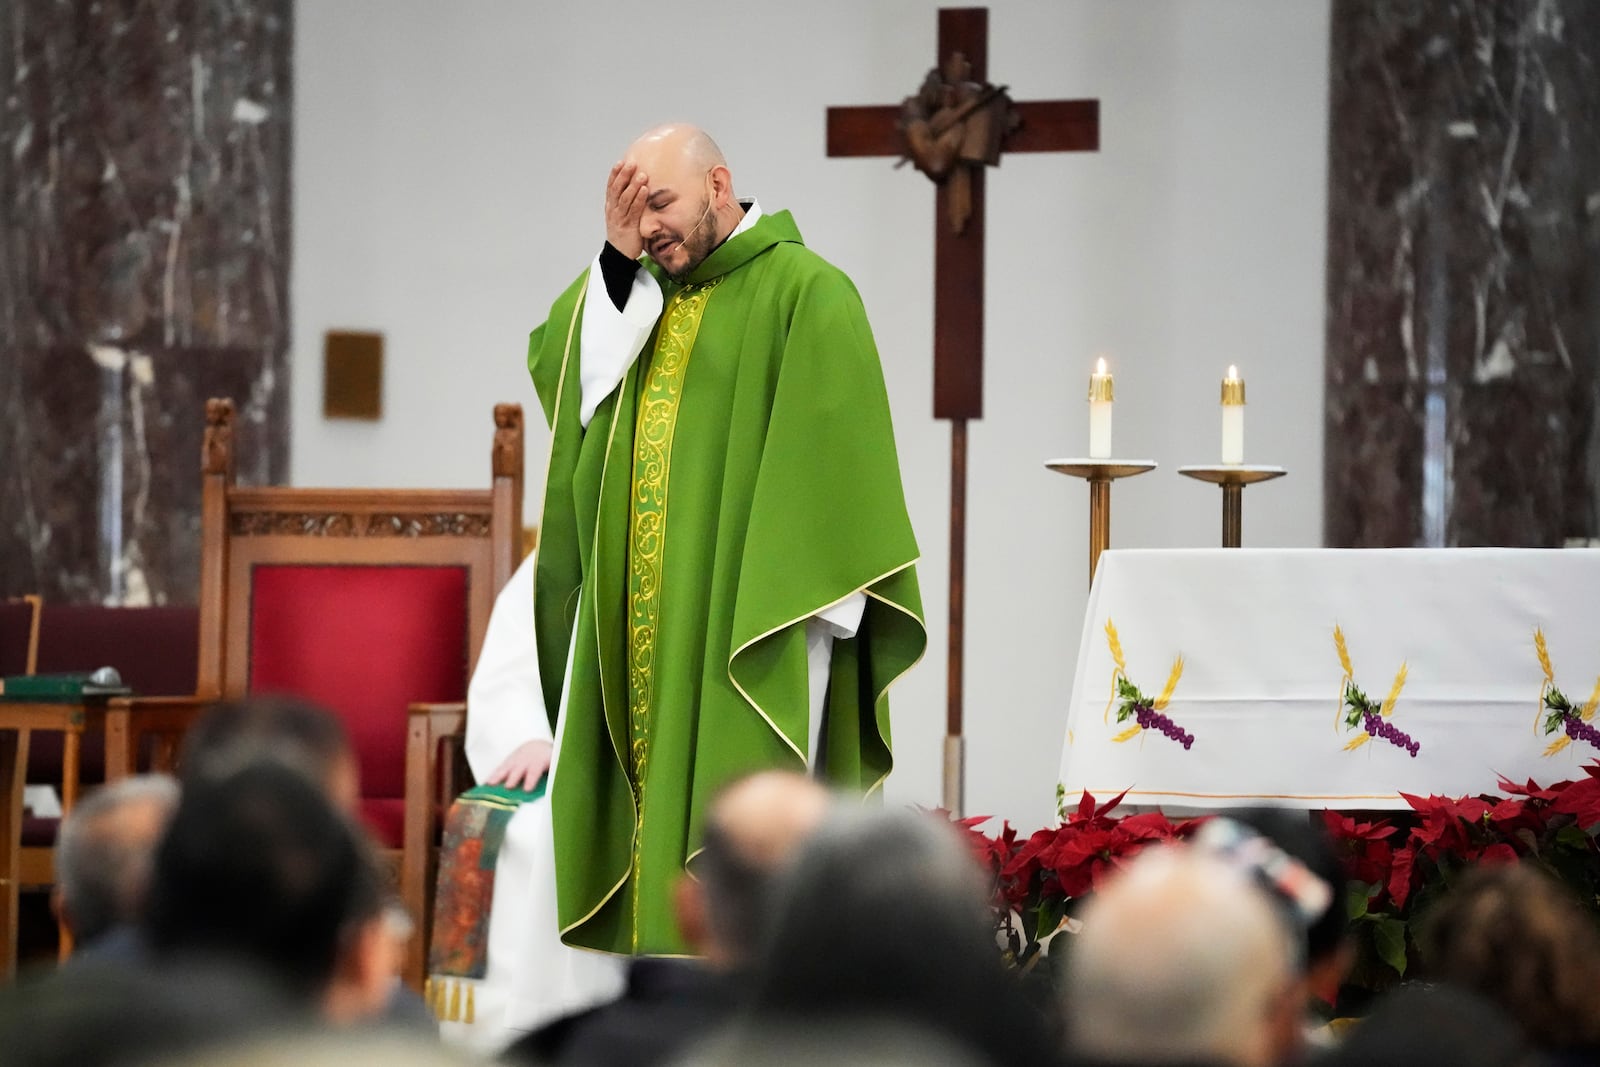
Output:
[437, 554, 624, 1051]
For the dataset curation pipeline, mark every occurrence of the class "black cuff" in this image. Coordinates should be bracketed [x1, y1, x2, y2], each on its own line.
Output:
[599, 242, 640, 312]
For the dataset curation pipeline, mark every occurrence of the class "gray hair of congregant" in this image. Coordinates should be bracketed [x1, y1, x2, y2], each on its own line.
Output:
[55, 774, 181, 943]
[746, 808, 1060, 1065]
[1063, 844, 1298, 1067]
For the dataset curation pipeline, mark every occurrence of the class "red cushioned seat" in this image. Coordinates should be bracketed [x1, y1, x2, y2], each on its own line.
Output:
[247, 564, 469, 849]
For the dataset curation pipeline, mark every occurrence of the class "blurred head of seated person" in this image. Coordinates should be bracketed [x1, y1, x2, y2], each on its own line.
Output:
[1215, 808, 1352, 1012]
[143, 757, 394, 1025]
[1419, 862, 1600, 1058]
[180, 695, 359, 813]
[178, 696, 430, 1031]
[503, 771, 835, 1067]
[677, 769, 835, 969]
[1317, 984, 1527, 1067]
[0, 953, 299, 1067]
[52, 773, 179, 958]
[744, 807, 1059, 1067]
[1062, 844, 1301, 1067]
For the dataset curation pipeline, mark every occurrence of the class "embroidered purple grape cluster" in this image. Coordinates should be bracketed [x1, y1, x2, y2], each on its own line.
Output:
[1134, 705, 1194, 750]
[1542, 687, 1600, 752]
[1114, 676, 1195, 750]
[1342, 681, 1421, 757]
[1562, 717, 1600, 748]
[1360, 710, 1418, 757]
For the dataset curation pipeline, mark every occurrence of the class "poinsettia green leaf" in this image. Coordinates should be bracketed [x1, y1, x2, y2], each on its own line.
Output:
[1555, 824, 1593, 850]
[1371, 915, 1408, 976]
[1035, 896, 1066, 941]
[1346, 882, 1373, 921]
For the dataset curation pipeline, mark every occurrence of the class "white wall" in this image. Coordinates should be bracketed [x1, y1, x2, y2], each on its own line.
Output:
[292, 0, 1330, 831]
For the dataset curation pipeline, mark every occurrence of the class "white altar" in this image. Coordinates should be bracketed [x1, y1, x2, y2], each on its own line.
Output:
[1058, 548, 1600, 809]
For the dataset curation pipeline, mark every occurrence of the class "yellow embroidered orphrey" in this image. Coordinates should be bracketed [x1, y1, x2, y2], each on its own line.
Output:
[625, 277, 721, 948]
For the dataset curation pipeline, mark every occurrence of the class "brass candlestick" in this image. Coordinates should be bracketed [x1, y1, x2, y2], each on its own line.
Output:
[1046, 459, 1158, 582]
[1177, 465, 1287, 547]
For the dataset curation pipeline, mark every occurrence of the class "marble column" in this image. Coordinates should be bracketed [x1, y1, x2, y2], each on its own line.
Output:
[0, 1, 290, 604]
[1325, 0, 1600, 547]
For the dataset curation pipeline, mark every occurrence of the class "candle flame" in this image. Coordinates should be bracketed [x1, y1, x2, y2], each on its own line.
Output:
[1226, 364, 1239, 380]
[1096, 357, 1107, 375]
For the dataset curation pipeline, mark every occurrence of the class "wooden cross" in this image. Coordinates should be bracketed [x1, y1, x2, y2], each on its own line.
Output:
[827, 7, 1099, 813]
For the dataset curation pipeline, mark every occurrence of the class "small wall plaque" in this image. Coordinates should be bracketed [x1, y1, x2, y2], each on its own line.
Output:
[324, 330, 384, 420]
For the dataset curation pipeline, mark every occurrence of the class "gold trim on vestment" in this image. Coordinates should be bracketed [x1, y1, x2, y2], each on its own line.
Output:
[860, 568, 929, 798]
[727, 557, 927, 780]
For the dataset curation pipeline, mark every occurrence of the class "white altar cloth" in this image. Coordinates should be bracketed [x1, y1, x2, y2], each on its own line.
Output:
[1058, 548, 1600, 810]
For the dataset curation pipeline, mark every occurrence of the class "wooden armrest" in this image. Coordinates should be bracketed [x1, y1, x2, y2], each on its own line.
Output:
[407, 701, 466, 736]
[104, 695, 217, 779]
[401, 700, 472, 989]
[107, 694, 215, 724]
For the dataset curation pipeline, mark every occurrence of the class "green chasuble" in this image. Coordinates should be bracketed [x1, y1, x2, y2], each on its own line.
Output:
[526, 210, 926, 956]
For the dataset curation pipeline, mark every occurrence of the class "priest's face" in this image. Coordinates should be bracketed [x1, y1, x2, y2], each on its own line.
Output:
[639, 171, 718, 283]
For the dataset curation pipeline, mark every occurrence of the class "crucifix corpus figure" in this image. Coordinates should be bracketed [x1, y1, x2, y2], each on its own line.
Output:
[827, 6, 1100, 813]
[899, 51, 1018, 234]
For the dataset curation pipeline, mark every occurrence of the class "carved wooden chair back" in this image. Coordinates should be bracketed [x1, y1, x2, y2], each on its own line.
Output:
[194, 397, 523, 986]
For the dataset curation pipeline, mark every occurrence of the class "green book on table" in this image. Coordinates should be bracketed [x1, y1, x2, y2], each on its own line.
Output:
[0, 672, 132, 701]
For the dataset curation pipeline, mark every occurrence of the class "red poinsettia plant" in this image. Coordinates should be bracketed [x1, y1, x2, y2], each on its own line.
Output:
[1326, 763, 1600, 992]
[948, 764, 1600, 995]
[945, 786, 1206, 969]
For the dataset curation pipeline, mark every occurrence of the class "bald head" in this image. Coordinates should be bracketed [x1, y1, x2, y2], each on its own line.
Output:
[710, 771, 832, 869]
[622, 123, 743, 282]
[626, 123, 728, 177]
[1064, 845, 1299, 1067]
[688, 771, 833, 966]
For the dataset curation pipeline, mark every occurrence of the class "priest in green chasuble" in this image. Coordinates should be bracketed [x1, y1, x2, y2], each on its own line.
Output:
[511, 123, 926, 957]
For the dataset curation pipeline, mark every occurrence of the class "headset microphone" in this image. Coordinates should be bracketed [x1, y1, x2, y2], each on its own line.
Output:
[670, 196, 715, 252]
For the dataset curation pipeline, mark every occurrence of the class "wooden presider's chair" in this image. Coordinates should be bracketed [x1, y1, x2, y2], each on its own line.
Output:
[110, 398, 523, 988]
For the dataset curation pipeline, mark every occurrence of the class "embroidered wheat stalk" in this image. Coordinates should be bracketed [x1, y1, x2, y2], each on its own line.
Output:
[1582, 675, 1600, 722]
[1104, 620, 1127, 724]
[1536, 628, 1555, 684]
[1106, 620, 1127, 675]
[1153, 655, 1185, 711]
[1333, 626, 1354, 731]
[1379, 662, 1409, 718]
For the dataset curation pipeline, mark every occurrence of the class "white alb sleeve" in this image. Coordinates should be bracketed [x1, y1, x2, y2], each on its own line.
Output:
[464, 554, 550, 782]
[578, 255, 663, 428]
[813, 592, 866, 640]
[802, 592, 868, 768]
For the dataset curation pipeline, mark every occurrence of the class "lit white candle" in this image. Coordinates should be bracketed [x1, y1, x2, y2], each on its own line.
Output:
[1221, 364, 1245, 464]
[1088, 357, 1113, 459]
